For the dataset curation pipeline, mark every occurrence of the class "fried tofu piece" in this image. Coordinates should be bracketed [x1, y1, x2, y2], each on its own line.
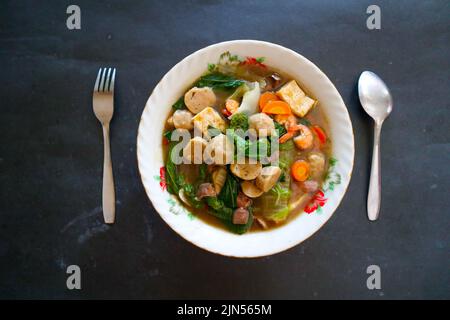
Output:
[276, 80, 317, 117]
[192, 107, 226, 137]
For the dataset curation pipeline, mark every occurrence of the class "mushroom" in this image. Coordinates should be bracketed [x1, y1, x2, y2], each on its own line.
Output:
[203, 134, 234, 165]
[241, 181, 264, 198]
[172, 109, 194, 130]
[232, 208, 249, 225]
[248, 113, 276, 137]
[184, 87, 216, 114]
[262, 72, 282, 91]
[196, 183, 216, 199]
[255, 166, 282, 192]
[254, 216, 269, 229]
[178, 189, 191, 207]
[182, 137, 208, 164]
[230, 162, 262, 180]
[211, 166, 227, 194]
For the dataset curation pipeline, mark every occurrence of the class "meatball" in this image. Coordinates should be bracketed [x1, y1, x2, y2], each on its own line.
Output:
[172, 109, 194, 130]
[248, 113, 276, 137]
[184, 87, 216, 114]
[182, 137, 207, 164]
[203, 134, 234, 165]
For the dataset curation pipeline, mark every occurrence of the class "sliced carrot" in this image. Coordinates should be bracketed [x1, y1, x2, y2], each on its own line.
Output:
[225, 99, 239, 114]
[311, 125, 327, 144]
[262, 100, 291, 115]
[291, 160, 310, 182]
[259, 92, 279, 110]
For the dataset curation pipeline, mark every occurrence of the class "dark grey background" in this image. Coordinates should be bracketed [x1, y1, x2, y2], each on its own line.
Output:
[0, 0, 449, 299]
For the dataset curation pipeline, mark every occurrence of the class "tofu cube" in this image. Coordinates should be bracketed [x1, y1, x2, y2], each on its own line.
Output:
[192, 107, 226, 137]
[276, 80, 317, 117]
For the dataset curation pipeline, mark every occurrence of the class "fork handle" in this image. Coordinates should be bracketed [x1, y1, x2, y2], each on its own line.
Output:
[102, 123, 115, 223]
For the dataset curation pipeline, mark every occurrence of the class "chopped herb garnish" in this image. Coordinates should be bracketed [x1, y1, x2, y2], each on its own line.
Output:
[207, 63, 216, 72]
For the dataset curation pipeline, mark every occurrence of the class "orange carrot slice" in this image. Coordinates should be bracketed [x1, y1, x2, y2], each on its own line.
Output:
[262, 100, 291, 115]
[291, 160, 310, 182]
[259, 92, 279, 110]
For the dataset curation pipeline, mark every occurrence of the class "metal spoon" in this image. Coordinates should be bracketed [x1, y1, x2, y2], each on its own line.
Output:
[358, 71, 393, 221]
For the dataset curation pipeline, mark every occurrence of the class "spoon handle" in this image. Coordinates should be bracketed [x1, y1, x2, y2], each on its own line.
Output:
[368, 122, 382, 221]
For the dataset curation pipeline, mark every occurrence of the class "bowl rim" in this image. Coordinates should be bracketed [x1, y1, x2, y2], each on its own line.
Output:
[137, 39, 355, 258]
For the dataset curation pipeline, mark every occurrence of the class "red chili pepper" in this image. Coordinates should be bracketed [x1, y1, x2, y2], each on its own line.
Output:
[241, 56, 266, 68]
[312, 125, 327, 144]
[222, 108, 232, 117]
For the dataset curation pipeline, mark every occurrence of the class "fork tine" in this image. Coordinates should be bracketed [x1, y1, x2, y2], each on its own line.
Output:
[109, 68, 116, 92]
[94, 68, 102, 92]
[99, 68, 107, 92]
[104, 68, 112, 91]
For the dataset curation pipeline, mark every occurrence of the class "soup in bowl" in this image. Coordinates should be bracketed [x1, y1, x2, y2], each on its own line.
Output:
[137, 40, 354, 257]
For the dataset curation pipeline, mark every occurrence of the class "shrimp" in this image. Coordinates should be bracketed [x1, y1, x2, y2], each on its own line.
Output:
[278, 115, 299, 143]
[293, 124, 314, 150]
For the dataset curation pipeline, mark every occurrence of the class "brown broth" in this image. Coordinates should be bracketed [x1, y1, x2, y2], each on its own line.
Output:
[162, 65, 332, 232]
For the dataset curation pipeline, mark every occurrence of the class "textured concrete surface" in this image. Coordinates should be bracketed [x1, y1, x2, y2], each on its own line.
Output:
[0, 0, 449, 299]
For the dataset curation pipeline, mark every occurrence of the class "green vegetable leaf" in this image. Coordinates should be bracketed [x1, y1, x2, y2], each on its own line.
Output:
[207, 63, 216, 72]
[206, 197, 233, 221]
[163, 130, 173, 140]
[218, 172, 239, 208]
[165, 142, 180, 195]
[207, 126, 222, 137]
[265, 207, 289, 223]
[198, 164, 208, 181]
[228, 84, 249, 101]
[206, 196, 224, 210]
[279, 139, 295, 151]
[225, 208, 254, 235]
[270, 183, 291, 205]
[172, 96, 186, 110]
[256, 57, 265, 63]
[195, 72, 244, 90]
[274, 121, 287, 137]
[299, 118, 312, 126]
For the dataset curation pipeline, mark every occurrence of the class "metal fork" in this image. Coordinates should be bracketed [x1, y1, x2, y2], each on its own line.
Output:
[93, 68, 116, 224]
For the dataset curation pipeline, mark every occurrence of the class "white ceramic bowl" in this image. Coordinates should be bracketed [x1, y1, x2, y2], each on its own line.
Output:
[137, 40, 354, 258]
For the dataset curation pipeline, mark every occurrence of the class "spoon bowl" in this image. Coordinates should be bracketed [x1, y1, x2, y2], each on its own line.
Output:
[359, 71, 393, 123]
[358, 71, 393, 221]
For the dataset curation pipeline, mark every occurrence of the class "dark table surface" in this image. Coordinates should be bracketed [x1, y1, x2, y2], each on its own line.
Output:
[0, 0, 449, 299]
